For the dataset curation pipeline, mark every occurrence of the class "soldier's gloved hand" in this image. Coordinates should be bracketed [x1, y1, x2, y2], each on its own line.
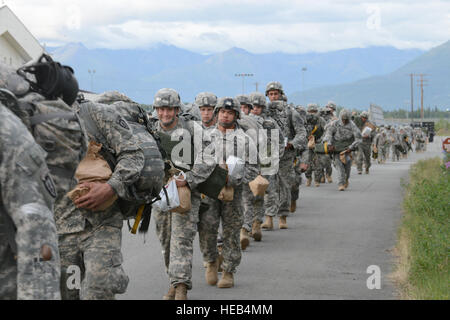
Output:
[344, 148, 352, 154]
[327, 144, 335, 153]
[285, 143, 294, 150]
[75, 182, 116, 211]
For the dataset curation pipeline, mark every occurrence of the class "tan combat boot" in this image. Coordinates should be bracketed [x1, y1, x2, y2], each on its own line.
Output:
[338, 185, 345, 191]
[365, 168, 369, 174]
[163, 286, 176, 300]
[175, 283, 188, 300]
[290, 200, 297, 213]
[205, 259, 219, 285]
[217, 272, 234, 288]
[251, 220, 262, 241]
[261, 216, 273, 230]
[326, 174, 333, 183]
[240, 228, 250, 250]
[344, 179, 349, 189]
[306, 178, 312, 187]
[320, 176, 325, 183]
[279, 216, 288, 229]
[315, 181, 320, 187]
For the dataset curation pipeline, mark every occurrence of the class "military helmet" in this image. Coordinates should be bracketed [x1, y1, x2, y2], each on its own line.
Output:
[307, 103, 319, 113]
[340, 109, 351, 121]
[214, 97, 241, 119]
[235, 94, 250, 105]
[249, 92, 266, 108]
[153, 88, 181, 108]
[265, 81, 284, 96]
[195, 92, 217, 107]
[360, 111, 369, 119]
[326, 101, 337, 110]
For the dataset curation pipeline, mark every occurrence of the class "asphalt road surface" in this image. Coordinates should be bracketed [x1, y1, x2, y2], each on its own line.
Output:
[118, 138, 444, 300]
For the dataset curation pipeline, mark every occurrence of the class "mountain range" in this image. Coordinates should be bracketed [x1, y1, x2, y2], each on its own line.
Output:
[48, 43, 428, 109]
[48, 41, 450, 110]
[290, 40, 450, 110]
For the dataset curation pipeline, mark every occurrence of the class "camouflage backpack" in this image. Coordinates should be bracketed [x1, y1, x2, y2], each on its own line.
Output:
[77, 92, 165, 233]
[0, 61, 87, 198]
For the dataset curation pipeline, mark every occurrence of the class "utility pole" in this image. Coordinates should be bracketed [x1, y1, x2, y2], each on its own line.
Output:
[254, 82, 259, 92]
[407, 73, 414, 122]
[234, 73, 254, 94]
[416, 74, 428, 120]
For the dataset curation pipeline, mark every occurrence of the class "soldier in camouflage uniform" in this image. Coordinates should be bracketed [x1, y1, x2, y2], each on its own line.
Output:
[290, 105, 309, 213]
[0, 103, 61, 300]
[151, 88, 216, 299]
[322, 110, 362, 191]
[56, 99, 146, 300]
[389, 127, 401, 161]
[194, 92, 225, 276]
[304, 103, 328, 187]
[200, 97, 259, 289]
[235, 94, 252, 116]
[356, 111, 376, 174]
[262, 82, 307, 229]
[242, 92, 285, 242]
[374, 128, 389, 164]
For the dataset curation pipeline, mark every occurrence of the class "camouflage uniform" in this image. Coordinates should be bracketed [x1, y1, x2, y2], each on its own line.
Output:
[242, 92, 284, 231]
[268, 101, 307, 217]
[389, 129, 401, 161]
[57, 101, 145, 300]
[0, 104, 60, 300]
[199, 97, 259, 273]
[322, 110, 362, 188]
[374, 129, 389, 163]
[304, 104, 328, 185]
[355, 112, 376, 173]
[152, 89, 216, 291]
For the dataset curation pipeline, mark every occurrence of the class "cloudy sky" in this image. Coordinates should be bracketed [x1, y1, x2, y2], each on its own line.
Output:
[4, 0, 450, 53]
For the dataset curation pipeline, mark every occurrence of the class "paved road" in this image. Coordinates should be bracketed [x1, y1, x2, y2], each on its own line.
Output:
[118, 138, 444, 300]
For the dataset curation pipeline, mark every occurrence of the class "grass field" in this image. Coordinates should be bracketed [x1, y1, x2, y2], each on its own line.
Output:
[392, 156, 449, 299]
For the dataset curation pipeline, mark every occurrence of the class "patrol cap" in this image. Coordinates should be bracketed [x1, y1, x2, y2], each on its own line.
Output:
[265, 81, 284, 96]
[153, 88, 181, 108]
[214, 97, 240, 119]
[195, 92, 217, 107]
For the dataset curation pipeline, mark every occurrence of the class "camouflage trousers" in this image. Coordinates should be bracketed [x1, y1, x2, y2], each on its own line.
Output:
[378, 144, 389, 162]
[320, 153, 333, 178]
[391, 144, 401, 161]
[197, 187, 243, 273]
[154, 192, 200, 290]
[0, 243, 17, 300]
[277, 157, 295, 216]
[59, 222, 128, 300]
[291, 168, 302, 203]
[264, 173, 281, 217]
[333, 153, 352, 186]
[356, 143, 371, 171]
[242, 183, 265, 232]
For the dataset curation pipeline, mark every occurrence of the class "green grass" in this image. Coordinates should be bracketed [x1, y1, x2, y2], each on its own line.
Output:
[396, 157, 450, 299]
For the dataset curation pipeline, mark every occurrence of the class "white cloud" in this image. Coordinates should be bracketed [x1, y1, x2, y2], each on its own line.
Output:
[4, 0, 450, 53]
